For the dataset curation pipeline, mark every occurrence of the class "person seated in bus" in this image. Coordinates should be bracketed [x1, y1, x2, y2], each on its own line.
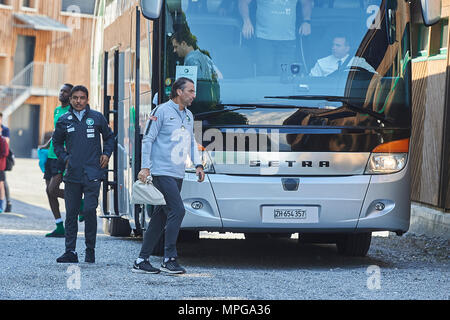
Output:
[238, 0, 313, 76]
[309, 35, 376, 77]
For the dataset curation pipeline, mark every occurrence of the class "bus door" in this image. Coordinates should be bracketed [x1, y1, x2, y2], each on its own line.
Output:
[101, 50, 133, 237]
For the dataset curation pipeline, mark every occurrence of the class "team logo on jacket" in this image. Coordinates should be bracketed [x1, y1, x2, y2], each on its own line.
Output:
[86, 118, 94, 126]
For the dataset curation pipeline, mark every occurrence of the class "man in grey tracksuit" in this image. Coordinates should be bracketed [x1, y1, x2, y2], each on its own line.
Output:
[132, 77, 205, 275]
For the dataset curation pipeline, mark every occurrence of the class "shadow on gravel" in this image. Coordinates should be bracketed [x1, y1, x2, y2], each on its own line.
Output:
[3, 199, 51, 217]
[177, 238, 393, 270]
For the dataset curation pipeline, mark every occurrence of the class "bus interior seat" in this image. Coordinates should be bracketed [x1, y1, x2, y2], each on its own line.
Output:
[187, 14, 241, 49]
[186, 14, 253, 78]
[213, 46, 254, 79]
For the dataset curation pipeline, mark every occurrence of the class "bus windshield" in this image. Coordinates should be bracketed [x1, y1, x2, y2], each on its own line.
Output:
[162, 0, 411, 128]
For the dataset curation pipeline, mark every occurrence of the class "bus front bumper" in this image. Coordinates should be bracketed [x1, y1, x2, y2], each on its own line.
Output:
[180, 164, 410, 234]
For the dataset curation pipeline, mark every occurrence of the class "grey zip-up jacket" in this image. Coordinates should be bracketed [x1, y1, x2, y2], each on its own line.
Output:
[142, 100, 202, 179]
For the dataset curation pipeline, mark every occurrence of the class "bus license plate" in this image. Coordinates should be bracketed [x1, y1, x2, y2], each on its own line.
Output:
[274, 209, 307, 219]
[262, 206, 319, 223]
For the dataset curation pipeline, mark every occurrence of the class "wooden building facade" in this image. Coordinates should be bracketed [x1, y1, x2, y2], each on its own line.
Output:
[0, 0, 97, 157]
[411, 0, 450, 211]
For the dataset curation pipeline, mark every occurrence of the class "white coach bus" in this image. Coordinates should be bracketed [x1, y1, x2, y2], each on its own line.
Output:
[100, 0, 441, 257]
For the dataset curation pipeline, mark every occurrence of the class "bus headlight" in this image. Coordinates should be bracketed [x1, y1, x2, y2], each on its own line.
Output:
[185, 151, 215, 174]
[365, 153, 407, 174]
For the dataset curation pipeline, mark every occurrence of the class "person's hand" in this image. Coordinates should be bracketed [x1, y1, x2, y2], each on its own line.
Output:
[242, 19, 254, 39]
[100, 155, 109, 168]
[299, 21, 311, 36]
[196, 167, 205, 183]
[138, 168, 150, 183]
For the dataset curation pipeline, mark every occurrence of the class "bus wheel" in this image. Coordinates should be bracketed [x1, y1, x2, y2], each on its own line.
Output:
[177, 230, 200, 242]
[103, 217, 132, 237]
[244, 233, 270, 240]
[269, 233, 292, 239]
[336, 232, 372, 257]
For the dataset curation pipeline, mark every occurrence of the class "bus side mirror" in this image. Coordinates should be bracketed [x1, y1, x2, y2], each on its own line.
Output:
[140, 0, 162, 20]
[420, 0, 441, 26]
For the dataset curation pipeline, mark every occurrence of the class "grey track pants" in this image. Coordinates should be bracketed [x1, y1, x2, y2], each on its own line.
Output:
[139, 176, 184, 259]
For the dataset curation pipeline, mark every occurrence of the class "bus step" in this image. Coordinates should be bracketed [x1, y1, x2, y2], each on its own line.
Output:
[98, 214, 127, 219]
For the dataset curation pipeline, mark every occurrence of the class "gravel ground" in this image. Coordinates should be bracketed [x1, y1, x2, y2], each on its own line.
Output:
[0, 228, 448, 300]
[0, 159, 448, 300]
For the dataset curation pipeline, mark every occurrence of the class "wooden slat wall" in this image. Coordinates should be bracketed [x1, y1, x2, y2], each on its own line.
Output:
[411, 61, 427, 203]
[411, 0, 450, 209]
[411, 60, 447, 206]
[0, 0, 96, 142]
[0, 6, 15, 84]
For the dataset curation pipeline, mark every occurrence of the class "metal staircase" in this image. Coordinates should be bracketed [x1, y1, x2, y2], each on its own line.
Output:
[0, 62, 67, 119]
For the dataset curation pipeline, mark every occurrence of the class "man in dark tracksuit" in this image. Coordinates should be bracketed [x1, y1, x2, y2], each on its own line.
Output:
[53, 85, 114, 263]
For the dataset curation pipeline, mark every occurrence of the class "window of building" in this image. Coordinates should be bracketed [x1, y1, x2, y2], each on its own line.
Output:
[21, 0, 38, 10]
[61, 0, 96, 15]
[418, 24, 430, 57]
[440, 19, 448, 54]
[0, 0, 12, 6]
[413, 20, 449, 61]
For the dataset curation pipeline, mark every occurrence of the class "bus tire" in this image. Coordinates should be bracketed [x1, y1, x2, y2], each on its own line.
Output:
[103, 217, 132, 237]
[177, 230, 200, 242]
[269, 233, 292, 239]
[336, 232, 372, 257]
[244, 233, 270, 240]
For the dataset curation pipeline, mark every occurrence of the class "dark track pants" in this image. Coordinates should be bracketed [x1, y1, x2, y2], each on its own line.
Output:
[139, 176, 185, 260]
[64, 176, 101, 252]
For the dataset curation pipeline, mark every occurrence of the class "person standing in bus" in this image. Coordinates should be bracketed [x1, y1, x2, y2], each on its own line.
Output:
[171, 28, 222, 81]
[238, 0, 313, 75]
[132, 77, 205, 275]
[171, 28, 222, 114]
[53, 85, 114, 264]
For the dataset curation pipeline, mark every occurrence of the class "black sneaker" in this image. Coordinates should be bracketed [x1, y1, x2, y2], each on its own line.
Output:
[132, 258, 160, 274]
[4, 203, 11, 213]
[160, 257, 186, 274]
[56, 251, 78, 263]
[85, 249, 95, 263]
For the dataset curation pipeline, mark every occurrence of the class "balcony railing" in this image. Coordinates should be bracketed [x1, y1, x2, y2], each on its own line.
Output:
[0, 62, 67, 110]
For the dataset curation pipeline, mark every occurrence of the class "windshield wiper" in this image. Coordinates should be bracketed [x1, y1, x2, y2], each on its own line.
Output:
[194, 105, 256, 119]
[194, 103, 308, 119]
[264, 95, 392, 124]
